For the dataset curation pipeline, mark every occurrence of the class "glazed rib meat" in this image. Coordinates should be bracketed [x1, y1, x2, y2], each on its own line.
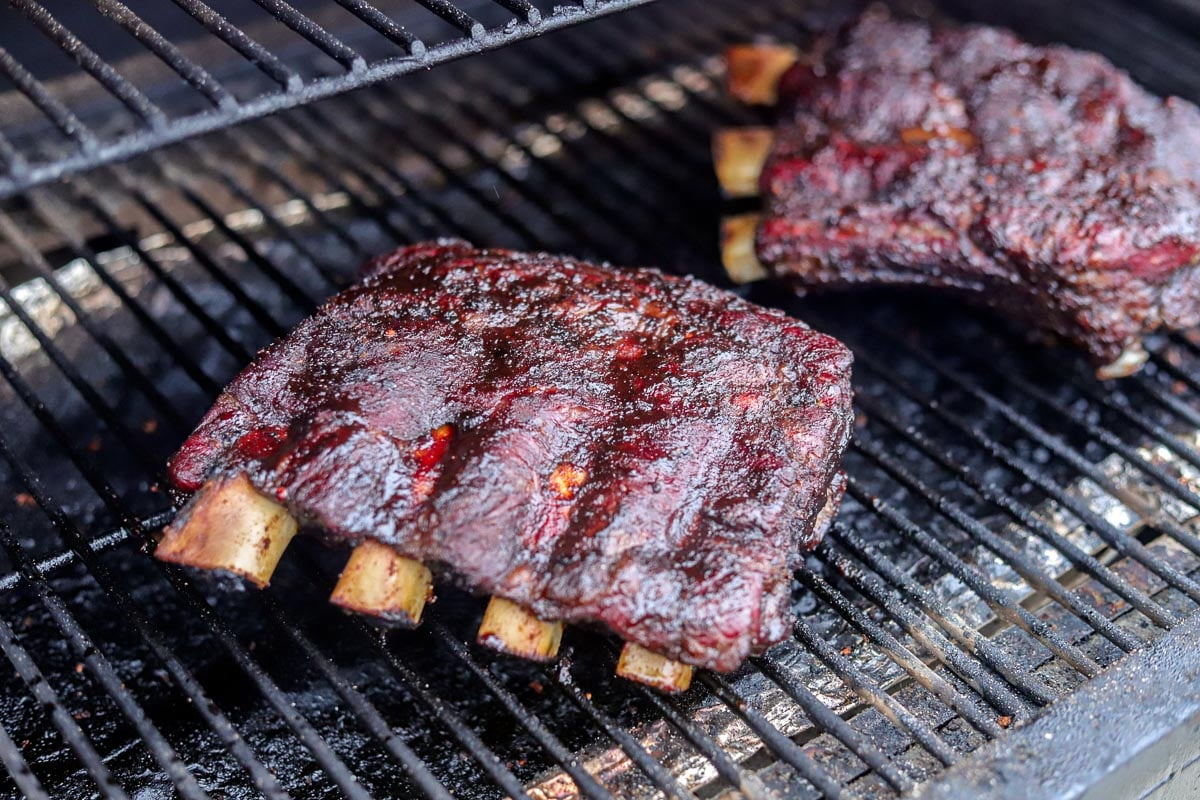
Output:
[743, 13, 1200, 377]
[166, 242, 853, 672]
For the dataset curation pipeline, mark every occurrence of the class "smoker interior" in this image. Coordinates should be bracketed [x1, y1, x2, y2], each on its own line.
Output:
[1, 0, 1200, 797]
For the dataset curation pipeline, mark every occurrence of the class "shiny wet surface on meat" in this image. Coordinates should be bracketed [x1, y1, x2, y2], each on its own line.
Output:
[758, 12, 1200, 372]
[169, 242, 853, 670]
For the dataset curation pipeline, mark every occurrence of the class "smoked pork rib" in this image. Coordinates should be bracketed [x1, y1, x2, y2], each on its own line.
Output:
[724, 13, 1200, 377]
[164, 242, 853, 673]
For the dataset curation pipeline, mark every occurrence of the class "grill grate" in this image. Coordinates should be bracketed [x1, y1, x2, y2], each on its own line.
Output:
[0, 0, 1199, 797]
[0, 0, 652, 198]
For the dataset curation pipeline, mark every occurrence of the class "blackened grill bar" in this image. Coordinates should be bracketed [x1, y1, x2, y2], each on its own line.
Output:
[0, 0, 1197, 798]
[0, 0, 654, 197]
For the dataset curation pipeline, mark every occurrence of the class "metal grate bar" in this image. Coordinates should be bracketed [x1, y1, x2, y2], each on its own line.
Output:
[0, 522, 147, 593]
[158, 584, 373, 797]
[0, 714, 48, 800]
[0, 232, 376, 798]
[552, 664, 699, 800]
[335, 93, 554, 246]
[383, 85, 631, 252]
[283, 105, 471, 239]
[0, 210, 190, 432]
[1150, 346, 1200, 393]
[431, 81, 681, 265]
[314, 586, 535, 800]
[0, 47, 97, 150]
[850, 410, 1157, 647]
[22, 190, 223, 396]
[857, 354, 1200, 607]
[0, 133, 23, 174]
[827, 523, 1077, 699]
[184, 142, 347, 289]
[210, 131, 370, 263]
[168, 0, 301, 90]
[0, 345, 291, 797]
[621, 674, 772, 800]
[375, 72, 685, 260]
[334, 0, 426, 54]
[843, 471, 1103, 679]
[67, 175, 256, 362]
[149, 158, 322, 313]
[272, 111, 432, 235]
[846, 377, 1177, 633]
[304, 4, 729, 255]
[1082, 377, 1200, 472]
[111, 170, 289, 337]
[249, 0, 365, 71]
[154, 564, 372, 796]
[249, 119, 422, 247]
[0, 0, 654, 196]
[1153, 337, 1200, 393]
[1133, 374, 1200, 431]
[790, 617, 958, 767]
[486, 0, 542, 25]
[0, 444, 208, 799]
[10, 0, 168, 129]
[751, 654, 917, 794]
[799, 568, 1008, 738]
[91, 0, 236, 111]
[260, 595, 452, 800]
[433, 625, 617, 800]
[882, 328, 1200, 530]
[522, 51, 716, 185]
[0, 598, 125, 799]
[1164, 334, 1200, 388]
[412, 0, 485, 38]
[814, 539, 1048, 713]
[0, 276, 165, 483]
[1006, 369, 1200, 514]
[696, 671, 846, 798]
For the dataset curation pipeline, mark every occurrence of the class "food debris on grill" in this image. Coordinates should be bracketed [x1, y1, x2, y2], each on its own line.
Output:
[716, 11, 1200, 378]
[157, 241, 854, 689]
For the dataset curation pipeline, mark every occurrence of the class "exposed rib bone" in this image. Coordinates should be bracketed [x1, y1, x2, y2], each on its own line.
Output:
[477, 597, 563, 662]
[156, 474, 297, 587]
[616, 643, 694, 693]
[713, 127, 774, 197]
[721, 213, 767, 284]
[1096, 344, 1149, 380]
[330, 540, 433, 626]
[725, 44, 799, 105]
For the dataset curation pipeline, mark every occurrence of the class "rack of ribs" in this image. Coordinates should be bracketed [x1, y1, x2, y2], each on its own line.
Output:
[715, 12, 1200, 379]
[157, 241, 854, 691]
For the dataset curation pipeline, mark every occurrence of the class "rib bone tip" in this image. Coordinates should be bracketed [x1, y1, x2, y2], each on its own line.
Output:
[713, 127, 774, 198]
[477, 597, 563, 662]
[330, 540, 433, 626]
[155, 473, 298, 588]
[721, 213, 768, 284]
[616, 643, 693, 693]
[1095, 344, 1148, 380]
[725, 43, 799, 105]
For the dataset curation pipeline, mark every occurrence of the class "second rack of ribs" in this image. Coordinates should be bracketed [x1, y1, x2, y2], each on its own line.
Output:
[719, 12, 1200, 378]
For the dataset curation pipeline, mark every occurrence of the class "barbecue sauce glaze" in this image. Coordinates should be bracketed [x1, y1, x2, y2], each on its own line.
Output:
[169, 242, 853, 670]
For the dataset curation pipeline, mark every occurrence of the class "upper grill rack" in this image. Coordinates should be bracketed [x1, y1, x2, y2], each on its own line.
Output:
[0, 0, 650, 198]
[0, 0, 1198, 798]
